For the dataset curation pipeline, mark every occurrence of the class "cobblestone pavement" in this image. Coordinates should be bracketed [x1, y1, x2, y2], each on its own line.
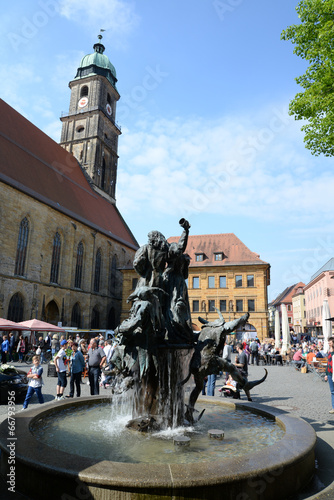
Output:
[0, 361, 333, 499]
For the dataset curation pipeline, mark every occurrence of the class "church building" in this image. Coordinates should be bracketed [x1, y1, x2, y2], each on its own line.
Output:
[0, 37, 139, 330]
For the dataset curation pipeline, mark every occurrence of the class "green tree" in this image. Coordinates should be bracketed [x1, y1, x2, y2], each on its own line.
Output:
[281, 0, 334, 156]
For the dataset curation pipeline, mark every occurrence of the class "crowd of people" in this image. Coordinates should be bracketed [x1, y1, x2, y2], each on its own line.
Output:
[1, 330, 334, 415]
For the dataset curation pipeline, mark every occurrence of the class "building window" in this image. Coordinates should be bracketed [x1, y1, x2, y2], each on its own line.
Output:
[247, 275, 254, 287]
[193, 277, 200, 288]
[208, 300, 215, 312]
[288, 317, 292, 324]
[236, 299, 243, 312]
[132, 278, 138, 290]
[214, 253, 223, 261]
[219, 276, 226, 288]
[50, 232, 61, 284]
[108, 255, 117, 293]
[15, 217, 29, 276]
[195, 254, 203, 262]
[235, 275, 242, 288]
[107, 93, 112, 104]
[74, 241, 84, 288]
[287, 304, 291, 311]
[7, 293, 24, 322]
[220, 300, 227, 312]
[80, 85, 88, 97]
[93, 249, 102, 292]
[248, 299, 255, 312]
[208, 276, 215, 288]
[91, 306, 100, 329]
[193, 300, 199, 312]
[71, 302, 81, 328]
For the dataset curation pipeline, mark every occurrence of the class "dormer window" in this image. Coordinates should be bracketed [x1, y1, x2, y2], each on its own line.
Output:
[195, 253, 204, 262]
[214, 252, 224, 261]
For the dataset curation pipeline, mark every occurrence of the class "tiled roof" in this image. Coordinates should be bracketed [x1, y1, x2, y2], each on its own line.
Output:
[168, 233, 269, 267]
[310, 257, 334, 282]
[0, 99, 138, 250]
[270, 282, 305, 306]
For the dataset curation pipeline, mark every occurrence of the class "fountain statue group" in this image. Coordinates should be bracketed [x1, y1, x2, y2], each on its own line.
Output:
[111, 219, 267, 429]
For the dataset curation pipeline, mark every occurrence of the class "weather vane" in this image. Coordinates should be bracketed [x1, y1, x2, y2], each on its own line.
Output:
[98, 29, 106, 41]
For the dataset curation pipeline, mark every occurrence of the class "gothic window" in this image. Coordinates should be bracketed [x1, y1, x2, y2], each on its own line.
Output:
[80, 86, 88, 97]
[50, 232, 61, 284]
[93, 249, 102, 292]
[15, 217, 29, 276]
[74, 242, 84, 288]
[7, 293, 24, 322]
[91, 306, 100, 329]
[109, 255, 117, 293]
[71, 302, 81, 328]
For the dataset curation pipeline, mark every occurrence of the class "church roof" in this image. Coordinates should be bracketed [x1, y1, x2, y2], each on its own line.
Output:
[0, 99, 138, 250]
[168, 233, 270, 268]
[74, 41, 117, 89]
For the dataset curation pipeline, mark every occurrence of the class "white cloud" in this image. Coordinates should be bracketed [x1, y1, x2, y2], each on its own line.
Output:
[59, 0, 139, 44]
[117, 106, 334, 226]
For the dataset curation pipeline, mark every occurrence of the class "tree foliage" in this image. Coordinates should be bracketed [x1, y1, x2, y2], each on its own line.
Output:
[281, 0, 334, 156]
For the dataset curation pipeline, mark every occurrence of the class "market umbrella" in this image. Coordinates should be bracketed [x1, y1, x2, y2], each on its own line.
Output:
[274, 309, 280, 349]
[281, 304, 290, 355]
[322, 299, 331, 354]
[17, 319, 65, 333]
[0, 318, 30, 331]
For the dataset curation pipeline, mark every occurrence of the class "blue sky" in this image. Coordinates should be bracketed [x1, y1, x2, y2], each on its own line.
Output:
[1, 0, 333, 301]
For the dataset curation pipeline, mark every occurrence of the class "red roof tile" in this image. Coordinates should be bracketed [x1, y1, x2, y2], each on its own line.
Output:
[0, 99, 138, 250]
[168, 233, 269, 267]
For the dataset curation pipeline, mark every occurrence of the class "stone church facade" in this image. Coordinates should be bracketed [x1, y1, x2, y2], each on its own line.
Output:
[0, 38, 138, 330]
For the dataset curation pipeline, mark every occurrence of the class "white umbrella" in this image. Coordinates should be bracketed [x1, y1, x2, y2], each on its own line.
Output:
[274, 309, 280, 349]
[281, 304, 290, 355]
[322, 299, 331, 354]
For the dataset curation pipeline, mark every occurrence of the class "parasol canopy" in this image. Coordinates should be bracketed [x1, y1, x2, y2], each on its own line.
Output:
[17, 319, 65, 333]
[0, 318, 30, 331]
[322, 299, 331, 354]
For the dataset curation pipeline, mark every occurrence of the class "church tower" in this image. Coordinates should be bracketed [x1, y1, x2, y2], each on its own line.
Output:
[60, 35, 121, 204]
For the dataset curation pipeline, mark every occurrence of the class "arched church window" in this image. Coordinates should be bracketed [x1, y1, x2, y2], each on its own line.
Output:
[93, 249, 102, 292]
[15, 217, 29, 276]
[91, 306, 100, 329]
[50, 232, 61, 284]
[74, 242, 84, 288]
[8, 293, 24, 322]
[109, 255, 117, 293]
[71, 302, 81, 328]
[80, 86, 88, 97]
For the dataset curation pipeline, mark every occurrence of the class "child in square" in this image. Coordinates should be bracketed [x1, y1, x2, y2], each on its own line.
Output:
[22, 355, 44, 409]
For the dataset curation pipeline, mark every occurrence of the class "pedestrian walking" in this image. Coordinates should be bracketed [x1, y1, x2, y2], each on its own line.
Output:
[66, 342, 85, 398]
[54, 339, 69, 400]
[87, 339, 106, 395]
[22, 355, 44, 409]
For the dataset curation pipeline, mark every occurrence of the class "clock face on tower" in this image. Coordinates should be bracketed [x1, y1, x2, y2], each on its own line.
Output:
[78, 97, 88, 108]
[106, 103, 112, 115]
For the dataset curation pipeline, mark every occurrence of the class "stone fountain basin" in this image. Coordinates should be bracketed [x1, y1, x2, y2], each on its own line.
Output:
[0, 396, 316, 500]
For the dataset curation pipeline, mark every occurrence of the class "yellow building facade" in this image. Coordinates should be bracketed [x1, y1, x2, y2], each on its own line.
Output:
[120, 233, 270, 342]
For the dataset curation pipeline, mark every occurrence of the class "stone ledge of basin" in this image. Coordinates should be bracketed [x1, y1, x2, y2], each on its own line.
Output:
[0, 396, 316, 490]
